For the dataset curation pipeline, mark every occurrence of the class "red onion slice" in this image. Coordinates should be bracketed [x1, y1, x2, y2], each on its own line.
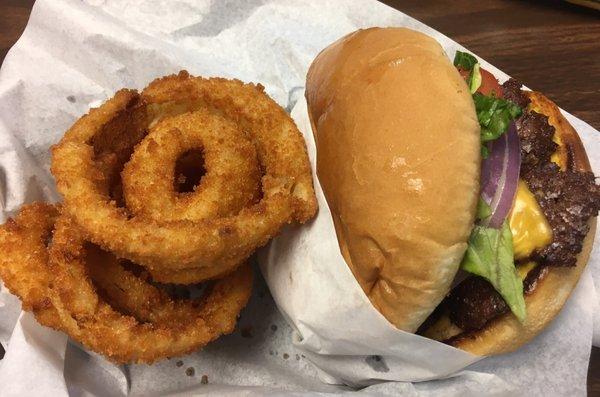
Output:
[480, 122, 521, 228]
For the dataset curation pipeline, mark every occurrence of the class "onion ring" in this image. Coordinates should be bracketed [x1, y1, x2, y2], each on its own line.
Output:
[51, 72, 317, 283]
[0, 203, 61, 329]
[122, 109, 261, 222]
[47, 214, 253, 363]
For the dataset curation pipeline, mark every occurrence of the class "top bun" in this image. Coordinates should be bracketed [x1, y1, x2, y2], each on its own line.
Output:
[306, 27, 481, 332]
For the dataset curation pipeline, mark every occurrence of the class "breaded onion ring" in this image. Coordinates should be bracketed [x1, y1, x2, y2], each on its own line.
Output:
[83, 247, 202, 325]
[122, 110, 260, 222]
[51, 72, 317, 283]
[0, 203, 61, 329]
[49, 214, 253, 364]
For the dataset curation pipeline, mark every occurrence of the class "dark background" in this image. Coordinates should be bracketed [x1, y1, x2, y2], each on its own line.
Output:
[1, 0, 599, 394]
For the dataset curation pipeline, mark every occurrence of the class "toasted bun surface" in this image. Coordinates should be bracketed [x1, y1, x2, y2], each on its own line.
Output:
[423, 91, 596, 355]
[306, 28, 481, 332]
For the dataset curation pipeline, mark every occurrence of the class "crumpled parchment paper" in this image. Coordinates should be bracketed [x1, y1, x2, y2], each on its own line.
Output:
[0, 0, 597, 396]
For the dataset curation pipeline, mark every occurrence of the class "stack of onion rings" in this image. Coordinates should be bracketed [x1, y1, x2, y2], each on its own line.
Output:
[0, 204, 253, 363]
[51, 71, 317, 284]
[0, 71, 317, 363]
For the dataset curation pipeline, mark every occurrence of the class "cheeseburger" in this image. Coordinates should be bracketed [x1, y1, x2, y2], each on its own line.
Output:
[306, 27, 600, 355]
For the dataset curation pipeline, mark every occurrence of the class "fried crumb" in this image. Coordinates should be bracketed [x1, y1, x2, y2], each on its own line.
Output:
[185, 367, 195, 377]
[176, 360, 184, 367]
[201, 375, 209, 384]
[283, 353, 289, 359]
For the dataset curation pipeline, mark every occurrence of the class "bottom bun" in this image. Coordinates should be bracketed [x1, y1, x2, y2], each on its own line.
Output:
[448, 220, 594, 355]
[422, 91, 596, 355]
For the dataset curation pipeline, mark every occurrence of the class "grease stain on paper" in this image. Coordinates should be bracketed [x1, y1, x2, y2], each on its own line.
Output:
[365, 355, 389, 373]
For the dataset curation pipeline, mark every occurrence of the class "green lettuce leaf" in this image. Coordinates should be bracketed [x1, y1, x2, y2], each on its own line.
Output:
[476, 197, 492, 220]
[460, 220, 527, 322]
[468, 63, 482, 94]
[473, 92, 522, 144]
[454, 51, 522, 158]
[453, 51, 478, 71]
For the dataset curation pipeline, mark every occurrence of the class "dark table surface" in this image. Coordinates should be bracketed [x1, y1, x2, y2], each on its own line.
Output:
[1, 0, 599, 394]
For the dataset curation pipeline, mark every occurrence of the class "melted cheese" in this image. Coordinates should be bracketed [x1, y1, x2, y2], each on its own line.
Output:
[508, 180, 553, 260]
[517, 261, 537, 280]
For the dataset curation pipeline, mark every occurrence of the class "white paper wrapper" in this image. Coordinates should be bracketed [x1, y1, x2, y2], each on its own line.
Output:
[0, 0, 598, 395]
[261, 96, 598, 391]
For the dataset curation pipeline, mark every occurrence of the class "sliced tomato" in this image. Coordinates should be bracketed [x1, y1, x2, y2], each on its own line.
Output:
[479, 68, 503, 98]
[458, 67, 503, 98]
